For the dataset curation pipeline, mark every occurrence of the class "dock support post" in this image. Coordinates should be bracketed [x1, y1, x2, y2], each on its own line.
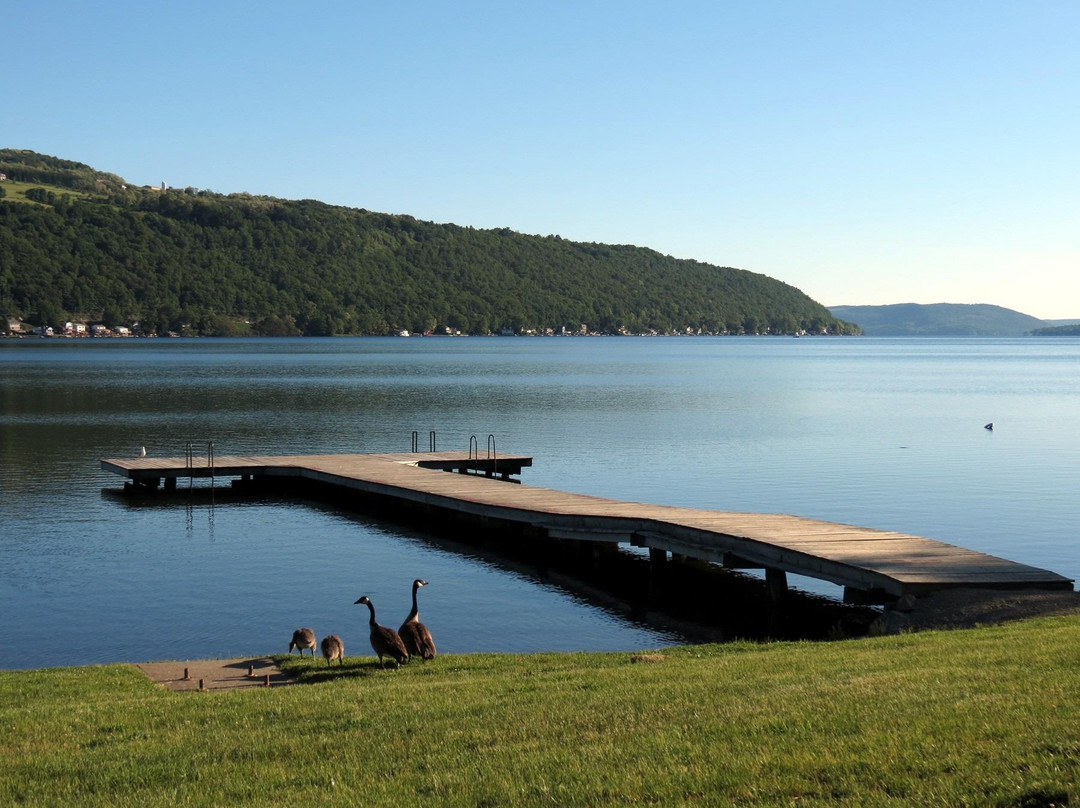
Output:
[164, 477, 176, 492]
[766, 567, 788, 601]
[844, 587, 891, 605]
[589, 542, 618, 572]
[649, 548, 668, 567]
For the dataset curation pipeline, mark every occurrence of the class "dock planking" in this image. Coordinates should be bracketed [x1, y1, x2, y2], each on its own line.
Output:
[100, 451, 1072, 602]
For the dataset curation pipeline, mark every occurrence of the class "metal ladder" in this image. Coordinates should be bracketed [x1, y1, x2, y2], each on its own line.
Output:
[185, 441, 216, 489]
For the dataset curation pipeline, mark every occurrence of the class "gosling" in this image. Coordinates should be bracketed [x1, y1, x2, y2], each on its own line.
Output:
[288, 627, 317, 658]
[320, 634, 345, 666]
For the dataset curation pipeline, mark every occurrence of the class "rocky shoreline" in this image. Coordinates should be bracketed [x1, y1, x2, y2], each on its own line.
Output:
[872, 587, 1080, 635]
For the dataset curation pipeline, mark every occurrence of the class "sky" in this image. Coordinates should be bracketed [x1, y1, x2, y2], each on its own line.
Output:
[7, 1, 1079, 319]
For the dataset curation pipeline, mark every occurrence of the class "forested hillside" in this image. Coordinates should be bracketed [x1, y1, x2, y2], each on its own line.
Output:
[1030, 324, 1080, 336]
[0, 149, 857, 337]
[828, 303, 1045, 337]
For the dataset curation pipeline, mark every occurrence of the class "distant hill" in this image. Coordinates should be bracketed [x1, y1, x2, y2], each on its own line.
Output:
[0, 149, 858, 337]
[827, 303, 1048, 337]
[0, 148, 126, 192]
[1030, 324, 1080, 336]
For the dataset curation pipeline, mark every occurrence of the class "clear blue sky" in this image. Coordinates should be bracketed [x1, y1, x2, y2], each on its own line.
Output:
[8, 1, 1079, 318]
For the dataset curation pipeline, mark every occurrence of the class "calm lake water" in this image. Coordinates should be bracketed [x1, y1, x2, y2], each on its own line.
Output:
[1, 336, 1078, 669]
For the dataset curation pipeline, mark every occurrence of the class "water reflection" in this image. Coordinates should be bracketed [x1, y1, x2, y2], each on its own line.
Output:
[109, 483, 879, 649]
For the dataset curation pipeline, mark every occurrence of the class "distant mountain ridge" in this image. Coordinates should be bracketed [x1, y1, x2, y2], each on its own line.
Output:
[1030, 323, 1080, 336]
[827, 303, 1055, 337]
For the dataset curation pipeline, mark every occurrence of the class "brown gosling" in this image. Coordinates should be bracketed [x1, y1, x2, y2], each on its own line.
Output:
[320, 634, 345, 666]
[399, 578, 436, 661]
[354, 595, 409, 667]
[289, 627, 317, 658]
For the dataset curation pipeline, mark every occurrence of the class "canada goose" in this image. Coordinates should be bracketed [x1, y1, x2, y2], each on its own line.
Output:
[320, 634, 345, 666]
[288, 627, 317, 658]
[354, 595, 409, 667]
[399, 578, 436, 660]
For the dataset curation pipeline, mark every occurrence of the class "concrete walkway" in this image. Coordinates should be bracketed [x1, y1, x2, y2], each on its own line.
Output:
[136, 656, 293, 691]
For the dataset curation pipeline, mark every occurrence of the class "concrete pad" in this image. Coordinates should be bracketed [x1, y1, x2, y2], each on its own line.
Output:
[136, 656, 294, 692]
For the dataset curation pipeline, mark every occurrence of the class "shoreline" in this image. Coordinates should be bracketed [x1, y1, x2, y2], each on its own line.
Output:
[3, 588, 1076, 681]
[121, 587, 1080, 691]
[873, 586, 1080, 634]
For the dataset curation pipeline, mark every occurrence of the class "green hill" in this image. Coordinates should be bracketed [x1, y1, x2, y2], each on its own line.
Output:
[1031, 323, 1080, 336]
[0, 149, 857, 337]
[0, 148, 126, 193]
[828, 303, 1046, 337]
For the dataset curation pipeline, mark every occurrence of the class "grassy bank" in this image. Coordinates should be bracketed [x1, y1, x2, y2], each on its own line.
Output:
[0, 179, 89, 205]
[3, 617, 1079, 807]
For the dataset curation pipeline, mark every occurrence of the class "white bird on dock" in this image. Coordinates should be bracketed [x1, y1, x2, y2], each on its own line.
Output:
[138, 445, 147, 457]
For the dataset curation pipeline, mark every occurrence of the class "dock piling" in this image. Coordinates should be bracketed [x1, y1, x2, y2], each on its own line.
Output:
[766, 568, 789, 602]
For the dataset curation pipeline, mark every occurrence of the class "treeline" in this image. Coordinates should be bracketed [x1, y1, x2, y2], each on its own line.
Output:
[0, 149, 125, 193]
[0, 150, 858, 337]
[1030, 324, 1080, 336]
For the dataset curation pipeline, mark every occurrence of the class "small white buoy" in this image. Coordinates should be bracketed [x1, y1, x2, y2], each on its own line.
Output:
[984, 423, 994, 431]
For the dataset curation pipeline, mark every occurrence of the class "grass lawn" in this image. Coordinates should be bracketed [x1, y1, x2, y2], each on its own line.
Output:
[2, 616, 1078, 807]
[0, 180, 89, 205]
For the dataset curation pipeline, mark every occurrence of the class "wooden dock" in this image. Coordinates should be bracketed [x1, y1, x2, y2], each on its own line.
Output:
[100, 451, 1073, 603]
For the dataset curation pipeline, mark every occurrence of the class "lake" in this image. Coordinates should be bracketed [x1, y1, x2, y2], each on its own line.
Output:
[1, 335, 1077, 669]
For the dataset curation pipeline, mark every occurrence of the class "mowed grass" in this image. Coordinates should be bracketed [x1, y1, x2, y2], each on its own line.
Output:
[0, 180, 89, 204]
[3, 617, 1080, 807]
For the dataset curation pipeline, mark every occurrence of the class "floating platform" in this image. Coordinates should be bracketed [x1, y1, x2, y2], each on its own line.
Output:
[100, 451, 1073, 603]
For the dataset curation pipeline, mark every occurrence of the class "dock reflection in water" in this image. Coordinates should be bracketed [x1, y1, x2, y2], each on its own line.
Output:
[109, 483, 879, 650]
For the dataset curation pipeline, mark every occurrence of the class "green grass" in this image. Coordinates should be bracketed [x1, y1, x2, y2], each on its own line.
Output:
[0, 180, 89, 205]
[3, 618, 1079, 807]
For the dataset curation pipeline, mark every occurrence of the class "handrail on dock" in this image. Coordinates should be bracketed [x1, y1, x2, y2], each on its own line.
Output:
[410, 431, 438, 452]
